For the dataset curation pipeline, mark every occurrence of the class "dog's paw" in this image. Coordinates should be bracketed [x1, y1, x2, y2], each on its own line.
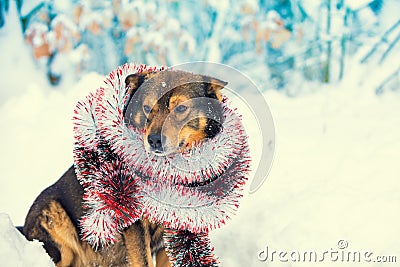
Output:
[40, 201, 68, 232]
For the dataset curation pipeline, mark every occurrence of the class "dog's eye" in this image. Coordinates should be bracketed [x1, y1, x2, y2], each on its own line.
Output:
[143, 105, 151, 114]
[174, 105, 188, 113]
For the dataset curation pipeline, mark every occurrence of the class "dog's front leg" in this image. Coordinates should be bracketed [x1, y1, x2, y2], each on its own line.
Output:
[124, 220, 154, 267]
[39, 200, 87, 267]
[155, 249, 171, 267]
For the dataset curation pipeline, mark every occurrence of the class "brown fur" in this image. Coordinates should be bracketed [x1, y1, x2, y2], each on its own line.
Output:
[124, 70, 226, 155]
[23, 69, 227, 267]
[23, 167, 167, 267]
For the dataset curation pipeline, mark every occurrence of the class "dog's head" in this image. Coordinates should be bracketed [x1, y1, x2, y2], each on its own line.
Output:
[124, 70, 227, 156]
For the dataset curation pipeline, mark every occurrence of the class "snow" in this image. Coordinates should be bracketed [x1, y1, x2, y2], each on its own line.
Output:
[0, 213, 54, 267]
[50, 14, 79, 33]
[346, 0, 374, 10]
[28, 24, 48, 47]
[0, 2, 47, 105]
[212, 84, 400, 266]
[79, 11, 105, 29]
[1, 1, 400, 266]
[20, 0, 45, 17]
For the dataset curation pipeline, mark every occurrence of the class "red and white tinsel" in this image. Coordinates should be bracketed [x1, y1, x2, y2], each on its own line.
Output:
[73, 63, 251, 266]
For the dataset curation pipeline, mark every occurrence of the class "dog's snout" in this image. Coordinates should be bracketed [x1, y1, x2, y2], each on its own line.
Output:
[147, 133, 163, 151]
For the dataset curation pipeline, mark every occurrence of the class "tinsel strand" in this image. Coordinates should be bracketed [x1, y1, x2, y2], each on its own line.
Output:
[164, 229, 219, 267]
[72, 63, 251, 265]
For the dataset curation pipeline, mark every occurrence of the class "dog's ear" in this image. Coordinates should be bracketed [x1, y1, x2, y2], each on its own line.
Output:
[124, 71, 157, 114]
[204, 77, 227, 101]
[125, 72, 149, 96]
[124, 71, 159, 113]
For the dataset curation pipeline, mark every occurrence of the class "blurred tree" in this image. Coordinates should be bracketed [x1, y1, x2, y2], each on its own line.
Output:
[0, 0, 8, 27]
[11, 0, 397, 94]
[1, 0, 23, 28]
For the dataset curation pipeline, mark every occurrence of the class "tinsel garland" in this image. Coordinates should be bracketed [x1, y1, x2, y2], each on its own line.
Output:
[164, 229, 219, 266]
[72, 63, 251, 266]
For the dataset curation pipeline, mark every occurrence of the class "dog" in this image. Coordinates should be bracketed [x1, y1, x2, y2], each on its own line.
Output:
[22, 69, 227, 267]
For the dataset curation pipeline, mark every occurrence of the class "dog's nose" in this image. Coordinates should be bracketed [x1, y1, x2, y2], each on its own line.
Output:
[147, 133, 163, 151]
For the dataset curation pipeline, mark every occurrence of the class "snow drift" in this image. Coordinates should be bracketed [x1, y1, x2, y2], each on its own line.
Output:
[0, 213, 54, 267]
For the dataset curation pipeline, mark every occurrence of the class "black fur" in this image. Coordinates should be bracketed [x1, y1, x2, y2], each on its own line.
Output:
[22, 166, 83, 262]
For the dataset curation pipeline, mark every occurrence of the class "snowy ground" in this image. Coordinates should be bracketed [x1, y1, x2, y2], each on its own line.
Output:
[0, 214, 54, 266]
[1, 4, 400, 267]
